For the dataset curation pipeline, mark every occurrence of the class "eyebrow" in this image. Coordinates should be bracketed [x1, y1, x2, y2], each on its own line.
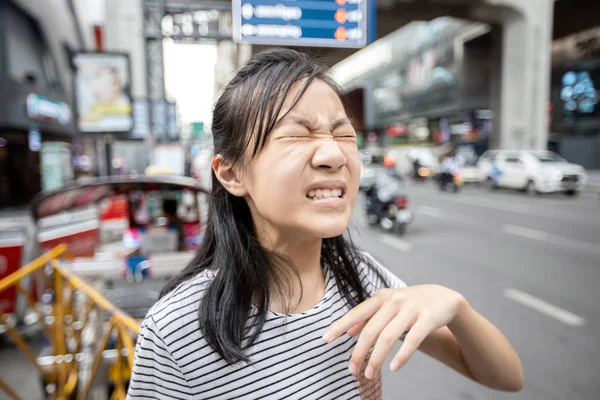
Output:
[274, 115, 352, 132]
[331, 117, 353, 131]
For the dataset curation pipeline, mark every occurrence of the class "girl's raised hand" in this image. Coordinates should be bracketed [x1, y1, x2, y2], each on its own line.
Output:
[322, 285, 466, 379]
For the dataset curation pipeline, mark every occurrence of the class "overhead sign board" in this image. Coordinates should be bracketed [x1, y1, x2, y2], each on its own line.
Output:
[159, 9, 231, 41]
[233, 0, 369, 48]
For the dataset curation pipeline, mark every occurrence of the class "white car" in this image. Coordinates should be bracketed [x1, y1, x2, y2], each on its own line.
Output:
[461, 165, 481, 184]
[476, 150, 588, 195]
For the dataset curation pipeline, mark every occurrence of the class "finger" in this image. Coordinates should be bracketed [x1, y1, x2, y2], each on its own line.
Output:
[365, 308, 418, 378]
[347, 321, 368, 337]
[390, 318, 433, 372]
[323, 295, 383, 343]
[349, 304, 398, 378]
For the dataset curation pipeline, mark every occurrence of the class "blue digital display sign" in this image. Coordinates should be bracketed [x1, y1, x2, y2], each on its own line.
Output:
[232, 0, 370, 48]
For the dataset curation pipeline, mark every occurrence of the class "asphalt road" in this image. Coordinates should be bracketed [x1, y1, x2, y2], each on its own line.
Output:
[2, 180, 599, 399]
[350, 179, 600, 400]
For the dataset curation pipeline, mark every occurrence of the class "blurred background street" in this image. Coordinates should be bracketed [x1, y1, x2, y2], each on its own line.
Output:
[4, 178, 600, 400]
[1, 0, 600, 399]
[352, 179, 600, 400]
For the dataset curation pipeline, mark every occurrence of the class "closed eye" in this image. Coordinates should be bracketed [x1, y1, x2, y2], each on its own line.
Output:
[334, 132, 357, 139]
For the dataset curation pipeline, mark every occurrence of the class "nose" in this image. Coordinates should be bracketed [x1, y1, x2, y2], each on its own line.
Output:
[311, 139, 347, 171]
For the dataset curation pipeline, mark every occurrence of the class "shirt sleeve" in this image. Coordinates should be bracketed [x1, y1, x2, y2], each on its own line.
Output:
[359, 251, 407, 297]
[127, 314, 191, 400]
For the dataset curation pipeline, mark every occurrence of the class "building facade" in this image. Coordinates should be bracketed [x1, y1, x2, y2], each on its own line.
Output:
[549, 26, 600, 169]
[0, 0, 86, 209]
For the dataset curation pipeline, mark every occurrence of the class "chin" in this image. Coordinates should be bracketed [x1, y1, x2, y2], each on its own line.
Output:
[306, 219, 349, 239]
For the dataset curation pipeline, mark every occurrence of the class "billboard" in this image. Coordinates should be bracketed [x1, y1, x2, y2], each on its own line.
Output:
[73, 53, 133, 132]
[233, 0, 370, 48]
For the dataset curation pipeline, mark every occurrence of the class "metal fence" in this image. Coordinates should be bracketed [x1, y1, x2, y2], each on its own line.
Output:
[0, 244, 140, 400]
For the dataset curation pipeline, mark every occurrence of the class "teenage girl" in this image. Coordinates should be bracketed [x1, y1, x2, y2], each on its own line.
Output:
[127, 49, 523, 400]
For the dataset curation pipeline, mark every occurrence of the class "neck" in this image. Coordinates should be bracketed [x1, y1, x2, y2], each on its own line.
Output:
[254, 223, 326, 313]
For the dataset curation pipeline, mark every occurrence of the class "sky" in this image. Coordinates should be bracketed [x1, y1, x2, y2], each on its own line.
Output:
[163, 40, 218, 129]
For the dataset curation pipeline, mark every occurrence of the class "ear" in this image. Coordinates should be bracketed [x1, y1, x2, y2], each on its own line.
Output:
[212, 155, 248, 197]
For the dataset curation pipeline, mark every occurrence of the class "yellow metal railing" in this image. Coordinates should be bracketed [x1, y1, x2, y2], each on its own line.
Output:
[0, 244, 141, 400]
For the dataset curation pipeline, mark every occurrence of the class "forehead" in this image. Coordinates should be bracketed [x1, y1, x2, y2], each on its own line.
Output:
[280, 78, 346, 117]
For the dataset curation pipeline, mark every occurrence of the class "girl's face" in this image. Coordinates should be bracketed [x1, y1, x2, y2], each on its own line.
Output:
[242, 78, 360, 242]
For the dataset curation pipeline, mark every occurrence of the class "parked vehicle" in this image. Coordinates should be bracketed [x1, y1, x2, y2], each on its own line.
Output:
[461, 165, 480, 184]
[476, 150, 588, 195]
[0, 176, 209, 325]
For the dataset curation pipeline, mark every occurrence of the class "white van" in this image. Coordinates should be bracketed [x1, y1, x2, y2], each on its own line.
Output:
[476, 150, 588, 195]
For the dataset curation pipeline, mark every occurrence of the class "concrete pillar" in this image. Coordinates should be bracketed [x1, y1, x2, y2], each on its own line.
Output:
[214, 41, 238, 96]
[486, 0, 554, 150]
[237, 43, 253, 68]
[214, 41, 252, 98]
[363, 81, 376, 131]
[488, 26, 503, 149]
[104, 0, 147, 98]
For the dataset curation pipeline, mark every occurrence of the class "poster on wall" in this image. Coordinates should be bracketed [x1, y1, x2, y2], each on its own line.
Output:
[73, 52, 133, 132]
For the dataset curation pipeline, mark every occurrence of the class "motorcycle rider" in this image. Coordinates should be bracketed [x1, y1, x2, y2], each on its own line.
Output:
[366, 155, 403, 222]
[438, 150, 465, 189]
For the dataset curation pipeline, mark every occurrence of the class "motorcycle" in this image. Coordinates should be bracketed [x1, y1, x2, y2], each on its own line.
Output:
[363, 173, 414, 235]
[437, 171, 463, 193]
[411, 160, 434, 182]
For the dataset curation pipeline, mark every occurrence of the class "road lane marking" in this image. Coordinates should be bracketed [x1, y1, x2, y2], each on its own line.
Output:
[380, 235, 412, 252]
[418, 205, 480, 226]
[503, 224, 600, 255]
[418, 205, 444, 218]
[503, 288, 586, 327]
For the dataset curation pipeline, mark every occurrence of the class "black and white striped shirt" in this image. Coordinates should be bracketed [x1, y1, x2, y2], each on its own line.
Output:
[127, 252, 406, 399]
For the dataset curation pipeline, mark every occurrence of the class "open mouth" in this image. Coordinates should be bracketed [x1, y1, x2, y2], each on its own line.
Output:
[306, 188, 344, 201]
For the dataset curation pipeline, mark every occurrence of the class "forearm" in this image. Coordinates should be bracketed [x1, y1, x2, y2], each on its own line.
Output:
[448, 299, 524, 391]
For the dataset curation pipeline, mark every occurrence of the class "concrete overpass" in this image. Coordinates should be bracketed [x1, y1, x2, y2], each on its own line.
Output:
[252, 0, 593, 66]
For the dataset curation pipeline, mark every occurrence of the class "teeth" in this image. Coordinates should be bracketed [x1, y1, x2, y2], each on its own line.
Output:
[307, 188, 343, 200]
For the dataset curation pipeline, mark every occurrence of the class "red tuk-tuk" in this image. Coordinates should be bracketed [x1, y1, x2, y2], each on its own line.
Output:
[0, 176, 209, 323]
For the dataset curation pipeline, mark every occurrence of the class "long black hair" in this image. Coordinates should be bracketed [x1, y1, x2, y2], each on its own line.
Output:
[161, 48, 378, 364]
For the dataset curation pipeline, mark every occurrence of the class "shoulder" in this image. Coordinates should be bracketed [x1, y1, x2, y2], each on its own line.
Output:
[356, 251, 407, 297]
[146, 270, 214, 341]
[129, 275, 210, 399]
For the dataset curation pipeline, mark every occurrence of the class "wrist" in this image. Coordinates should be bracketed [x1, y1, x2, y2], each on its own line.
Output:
[449, 295, 472, 331]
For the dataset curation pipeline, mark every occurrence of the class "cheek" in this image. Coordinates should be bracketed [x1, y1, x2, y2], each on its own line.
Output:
[343, 146, 361, 179]
[343, 147, 361, 204]
[246, 147, 309, 206]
